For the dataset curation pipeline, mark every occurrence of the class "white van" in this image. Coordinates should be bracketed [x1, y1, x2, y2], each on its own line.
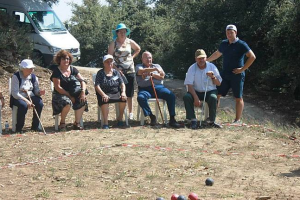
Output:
[0, 0, 80, 67]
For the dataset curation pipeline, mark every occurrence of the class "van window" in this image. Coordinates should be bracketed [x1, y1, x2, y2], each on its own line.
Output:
[28, 11, 66, 32]
[13, 12, 30, 24]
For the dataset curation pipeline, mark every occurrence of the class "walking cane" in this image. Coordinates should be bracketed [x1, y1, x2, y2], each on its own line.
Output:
[149, 75, 165, 125]
[199, 77, 209, 128]
[25, 91, 46, 135]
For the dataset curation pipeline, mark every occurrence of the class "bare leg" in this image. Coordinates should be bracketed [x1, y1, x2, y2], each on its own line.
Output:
[60, 104, 71, 124]
[75, 106, 85, 124]
[127, 97, 133, 114]
[235, 98, 244, 121]
[117, 102, 126, 121]
[217, 94, 221, 109]
[101, 104, 109, 125]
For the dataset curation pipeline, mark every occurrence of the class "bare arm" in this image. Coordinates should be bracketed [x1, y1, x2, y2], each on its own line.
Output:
[232, 50, 256, 74]
[207, 50, 222, 62]
[53, 78, 72, 99]
[108, 41, 115, 55]
[187, 84, 201, 107]
[130, 39, 141, 59]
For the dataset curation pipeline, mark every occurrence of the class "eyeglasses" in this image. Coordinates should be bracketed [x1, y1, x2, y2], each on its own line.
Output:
[62, 57, 70, 61]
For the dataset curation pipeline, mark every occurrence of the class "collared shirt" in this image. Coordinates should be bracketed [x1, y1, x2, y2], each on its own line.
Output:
[184, 62, 222, 92]
[135, 63, 164, 88]
[11, 71, 40, 99]
[218, 37, 250, 74]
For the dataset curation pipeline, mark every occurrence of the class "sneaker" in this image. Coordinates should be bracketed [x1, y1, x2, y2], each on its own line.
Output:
[191, 121, 198, 129]
[231, 119, 242, 125]
[102, 125, 109, 129]
[117, 121, 125, 127]
[169, 119, 181, 128]
[150, 115, 157, 126]
[208, 122, 223, 128]
[129, 113, 134, 120]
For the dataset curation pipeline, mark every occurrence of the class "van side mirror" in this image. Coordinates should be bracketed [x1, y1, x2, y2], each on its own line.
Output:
[64, 23, 69, 30]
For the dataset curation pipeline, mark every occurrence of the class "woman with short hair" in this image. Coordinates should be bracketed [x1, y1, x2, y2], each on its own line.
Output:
[50, 50, 87, 131]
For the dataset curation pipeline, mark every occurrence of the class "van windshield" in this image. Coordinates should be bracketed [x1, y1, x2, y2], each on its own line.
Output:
[28, 11, 66, 32]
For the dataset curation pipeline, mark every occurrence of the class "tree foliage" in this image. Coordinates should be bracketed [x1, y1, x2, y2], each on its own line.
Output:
[68, 0, 300, 94]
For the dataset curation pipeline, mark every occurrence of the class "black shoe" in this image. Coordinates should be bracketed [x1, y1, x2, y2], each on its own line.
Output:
[31, 127, 42, 132]
[169, 119, 181, 128]
[191, 121, 198, 129]
[150, 115, 157, 126]
[209, 122, 223, 128]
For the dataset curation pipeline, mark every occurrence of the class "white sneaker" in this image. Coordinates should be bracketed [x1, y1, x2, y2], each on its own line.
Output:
[129, 113, 134, 120]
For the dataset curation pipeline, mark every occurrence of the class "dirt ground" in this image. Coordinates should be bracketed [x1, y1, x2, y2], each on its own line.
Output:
[0, 66, 300, 200]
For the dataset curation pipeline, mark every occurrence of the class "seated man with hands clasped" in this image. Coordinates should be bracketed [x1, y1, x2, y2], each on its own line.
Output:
[183, 49, 222, 129]
[136, 51, 181, 128]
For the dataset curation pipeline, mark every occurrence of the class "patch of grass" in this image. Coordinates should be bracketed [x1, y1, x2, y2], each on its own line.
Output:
[35, 189, 50, 198]
[75, 177, 85, 187]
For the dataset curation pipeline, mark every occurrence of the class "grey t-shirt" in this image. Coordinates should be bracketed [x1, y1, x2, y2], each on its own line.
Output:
[135, 63, 164, 88]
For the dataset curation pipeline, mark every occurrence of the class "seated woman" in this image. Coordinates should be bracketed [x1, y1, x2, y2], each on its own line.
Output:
[95, 55, 127, 129]
[0, 89, 4, 108]
[50, 50, 87, 131]
[10, 59, 45, 133]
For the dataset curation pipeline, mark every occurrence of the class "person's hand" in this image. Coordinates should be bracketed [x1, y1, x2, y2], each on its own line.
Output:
[79, 91, 86, 103]
[194, 99, 202, 107]
[25, 100, 34, 108]
[39, 89, 45, 96]
[102, 94, 110, 102]
[120, 92, 127, 101]
[232, 67, 243, 74]
[142, 72, 150, 79]
[206, 71, 214, 78]
[70, 96, 76, 104]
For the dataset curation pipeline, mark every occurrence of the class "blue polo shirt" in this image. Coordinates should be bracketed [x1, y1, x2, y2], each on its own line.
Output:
[218, 39, 250, 74]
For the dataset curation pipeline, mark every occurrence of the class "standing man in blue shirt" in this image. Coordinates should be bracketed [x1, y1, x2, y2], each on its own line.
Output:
[207, 24, 256, 124]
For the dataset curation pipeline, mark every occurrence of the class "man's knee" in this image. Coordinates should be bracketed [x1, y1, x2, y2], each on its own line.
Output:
[183, 93, 193, 101]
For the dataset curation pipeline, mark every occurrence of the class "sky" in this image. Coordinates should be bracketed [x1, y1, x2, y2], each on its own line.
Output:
[52, 0, 83, 22]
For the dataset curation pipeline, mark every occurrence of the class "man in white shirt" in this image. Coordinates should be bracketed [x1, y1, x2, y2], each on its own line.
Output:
[183, 49, 222, 129]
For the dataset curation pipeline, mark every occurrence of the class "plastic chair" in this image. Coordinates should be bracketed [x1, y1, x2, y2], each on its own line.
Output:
[136, 98, 168, 125]
[92, 74, 128, 127]
[9, 78, 42, 132]
[50, 81, 83, 131]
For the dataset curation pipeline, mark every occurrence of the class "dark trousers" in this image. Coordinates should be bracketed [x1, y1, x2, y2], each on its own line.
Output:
[137, 85, 176, 117]
[13, 96, 43, 131]
[183, 90, 218, 121]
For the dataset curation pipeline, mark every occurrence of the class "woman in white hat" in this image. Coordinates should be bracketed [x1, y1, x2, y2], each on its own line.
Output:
[94, 55, 127, 129]
[108, 23, 141, 120]
[10, 59, 45, 133]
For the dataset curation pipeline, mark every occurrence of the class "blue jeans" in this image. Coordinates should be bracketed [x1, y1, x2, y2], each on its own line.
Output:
[13, 96, 43, 132]
[137, 85, 176, 117]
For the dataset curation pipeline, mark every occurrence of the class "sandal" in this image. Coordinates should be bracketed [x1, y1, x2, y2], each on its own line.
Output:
[59, 123, 67, 131]
[73, 122, 83, 130]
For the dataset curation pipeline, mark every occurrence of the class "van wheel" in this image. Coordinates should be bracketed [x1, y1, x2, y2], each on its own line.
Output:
[32, 51, 45, 67]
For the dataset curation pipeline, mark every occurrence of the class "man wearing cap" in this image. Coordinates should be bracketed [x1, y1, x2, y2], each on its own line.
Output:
[136, 51, 181, 128]
[207, 24, 256, 124]
[183, 49, 222, 129]
[10, 59, 45, 133]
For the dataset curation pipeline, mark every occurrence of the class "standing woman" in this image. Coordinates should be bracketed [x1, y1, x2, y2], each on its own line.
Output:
[108, 23, 141, 120]
[95, 55, 127, 129]
[50, 50, 87, 131]
[10, 59, 45, 133]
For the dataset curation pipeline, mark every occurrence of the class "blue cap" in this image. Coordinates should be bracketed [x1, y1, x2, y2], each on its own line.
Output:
[112, 23, 131, 40]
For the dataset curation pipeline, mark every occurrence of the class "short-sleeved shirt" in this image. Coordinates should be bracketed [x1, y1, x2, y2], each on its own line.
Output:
[184, 62, 222, 92]
[94, 69, 124, 94]
[218, 38, 250, 75]
[50, 66, 79, 93]
[113, 38, 135, 74]
[135, 63, 164, 88]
